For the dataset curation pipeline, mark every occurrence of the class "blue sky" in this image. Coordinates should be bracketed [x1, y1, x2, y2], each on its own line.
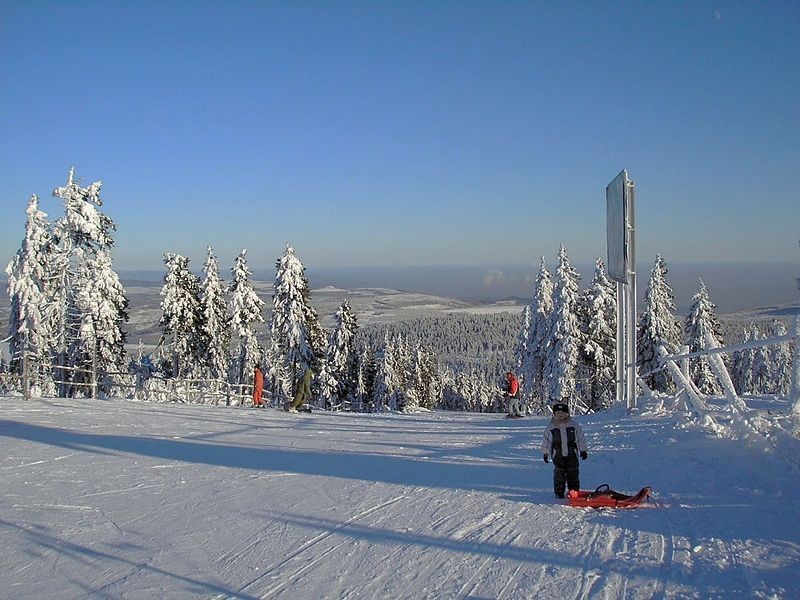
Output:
[1, 1, 799, 276]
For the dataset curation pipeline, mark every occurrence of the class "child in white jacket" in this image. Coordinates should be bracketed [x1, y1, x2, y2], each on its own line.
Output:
[541, 400, 588, 498]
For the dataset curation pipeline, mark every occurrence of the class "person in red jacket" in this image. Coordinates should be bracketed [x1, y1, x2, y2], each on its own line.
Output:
[505, 371, 522, 417]
[253, 364, 265, 408]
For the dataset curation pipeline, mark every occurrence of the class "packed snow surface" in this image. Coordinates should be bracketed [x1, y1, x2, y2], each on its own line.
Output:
[1, 396, 798, 599]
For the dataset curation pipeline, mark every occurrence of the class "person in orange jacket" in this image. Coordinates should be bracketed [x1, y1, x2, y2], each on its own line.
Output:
[253, 364, 265, 408]
[505, 370, 522, 417]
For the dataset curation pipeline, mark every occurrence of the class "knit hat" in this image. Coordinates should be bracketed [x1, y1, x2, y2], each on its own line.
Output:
[551, 402, 569, 414]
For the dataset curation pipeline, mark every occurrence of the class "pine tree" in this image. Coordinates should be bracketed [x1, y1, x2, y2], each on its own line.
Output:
[5, 195, 53, 384]
[372, 333, 406, 411]
[543, 245, 581, 408]
[521, 257, 553, 412]
[512, 305, 531, 376]
[732, 324, 756, 394]
[324, 300, 359, 407]
[228, 249, 265, 385]
[317, 358, 340, 410]
[767, 320, 792, 395]
[578, 258, 617, 411]
[354, 344, 377, 412]
[51, 169, 128, 396]
[158, 253, 201, 378]
[636, 254, 681, 393]
[410, 344, 440, 410]
[73, 248, 129, 392]
[198, 246, 229, 381]
[752, 328, 771, 395]
[684, 280, 723, 395]
[269, 244, 323, 395]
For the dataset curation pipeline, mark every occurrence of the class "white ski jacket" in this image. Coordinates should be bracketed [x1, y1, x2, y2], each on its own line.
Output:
[541, 416, 588, 459]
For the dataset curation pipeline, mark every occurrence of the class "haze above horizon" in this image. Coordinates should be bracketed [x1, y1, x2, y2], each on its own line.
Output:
[1, 2, 798, 275]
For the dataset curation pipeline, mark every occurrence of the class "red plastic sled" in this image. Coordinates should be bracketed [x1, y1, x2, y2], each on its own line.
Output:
[567, 484, 652, 509]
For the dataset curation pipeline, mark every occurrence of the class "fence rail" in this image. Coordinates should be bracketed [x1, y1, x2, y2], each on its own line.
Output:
[0, 358, 274, 408]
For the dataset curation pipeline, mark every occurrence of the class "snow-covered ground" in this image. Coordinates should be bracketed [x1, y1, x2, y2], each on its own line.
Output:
[1, 396, 798, 599]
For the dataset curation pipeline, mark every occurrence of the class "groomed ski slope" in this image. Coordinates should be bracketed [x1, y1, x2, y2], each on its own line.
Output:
[1, 396, 798, 599]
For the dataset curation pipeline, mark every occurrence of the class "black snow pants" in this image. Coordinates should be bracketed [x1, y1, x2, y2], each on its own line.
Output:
[552, 455, 580, 496]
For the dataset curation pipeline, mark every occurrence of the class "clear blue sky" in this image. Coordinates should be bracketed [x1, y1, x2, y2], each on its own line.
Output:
[2, 1, 798, 274]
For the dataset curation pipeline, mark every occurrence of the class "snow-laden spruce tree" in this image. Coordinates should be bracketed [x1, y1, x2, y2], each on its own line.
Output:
[684, 280, 723, 395]
[512, 304, 531, 376]
[73, 247, 129, 393]
[767, 320, 792, 396]
[198, 246, 229, 381]
[521, 257, 553, 412]
[371, 337, 393, 412]
[543, 245, 581, 408]
[751, 328, 771, 395]
[158, 253, 201, 378]
[578, 258, 617, 411]
[323, 299, 359, 407]
[269, 244, 324, 395]
[5, 195, 54, 384]
[51, 169, 128, 395]
[372, 333, 405, 411]
[317, 359, 339, 410]
[228, 249, 265, 386]
[353, 344, 377, 412]
[404, 343, 440, 411]
[732, 324, 757, 394]
[637, 254, 681, 393]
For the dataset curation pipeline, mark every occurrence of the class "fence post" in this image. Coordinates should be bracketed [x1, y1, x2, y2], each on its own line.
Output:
[657, 345, 708, 413]
[91, 336, 98, 400]
[679, 345, 690, 382]
[23, 350, 30, 402]
[704, 332, 746, 412]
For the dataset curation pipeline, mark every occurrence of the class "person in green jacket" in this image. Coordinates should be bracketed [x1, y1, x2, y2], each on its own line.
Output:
[285, 367, 313, 412]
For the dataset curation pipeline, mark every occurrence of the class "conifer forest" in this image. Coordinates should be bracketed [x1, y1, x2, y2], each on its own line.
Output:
[3, 170, 796, 412]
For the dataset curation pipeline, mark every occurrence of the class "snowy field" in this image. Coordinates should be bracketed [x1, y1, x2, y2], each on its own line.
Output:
[1, 396, 798, 599]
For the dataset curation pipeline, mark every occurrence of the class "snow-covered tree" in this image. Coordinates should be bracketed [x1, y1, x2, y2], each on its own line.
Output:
[50, 169, 128, 396]
[317, 359, 340, 410]
[767, 320, 793, 396]
[543, 245, 581, 408]
[323, 300, 359, 407]
[637, 254, 681, 393]
[405, 343, 440, 411]
[198, 246, 229, 381]
[73, 247, 129, 392]
[521, 257, 553, 412]
[269, 245, 323, 394]
[228, 249, 265, 385]
[372, 333, 405, 411]
[512, 304, 531, 376]
[732, 324, 757, 394]
[52, 168, 114, 252]
[353, 344, 377, 412]
[158, 253, 201, 378]
[684, 280, 723, 395]
[5, 195, 53, 380]
[751, 328, 771, 395]
[578, 258, 616, 411]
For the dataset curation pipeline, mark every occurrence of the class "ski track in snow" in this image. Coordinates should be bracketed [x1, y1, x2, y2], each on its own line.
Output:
[0, 396, 799, 599]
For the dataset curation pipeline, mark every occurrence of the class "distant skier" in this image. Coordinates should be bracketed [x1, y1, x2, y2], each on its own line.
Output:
[505, 371, 523, 418]
[541, 400, 588, 498]
[253, 364, 265, 408]
[285, 366, 313, 413]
